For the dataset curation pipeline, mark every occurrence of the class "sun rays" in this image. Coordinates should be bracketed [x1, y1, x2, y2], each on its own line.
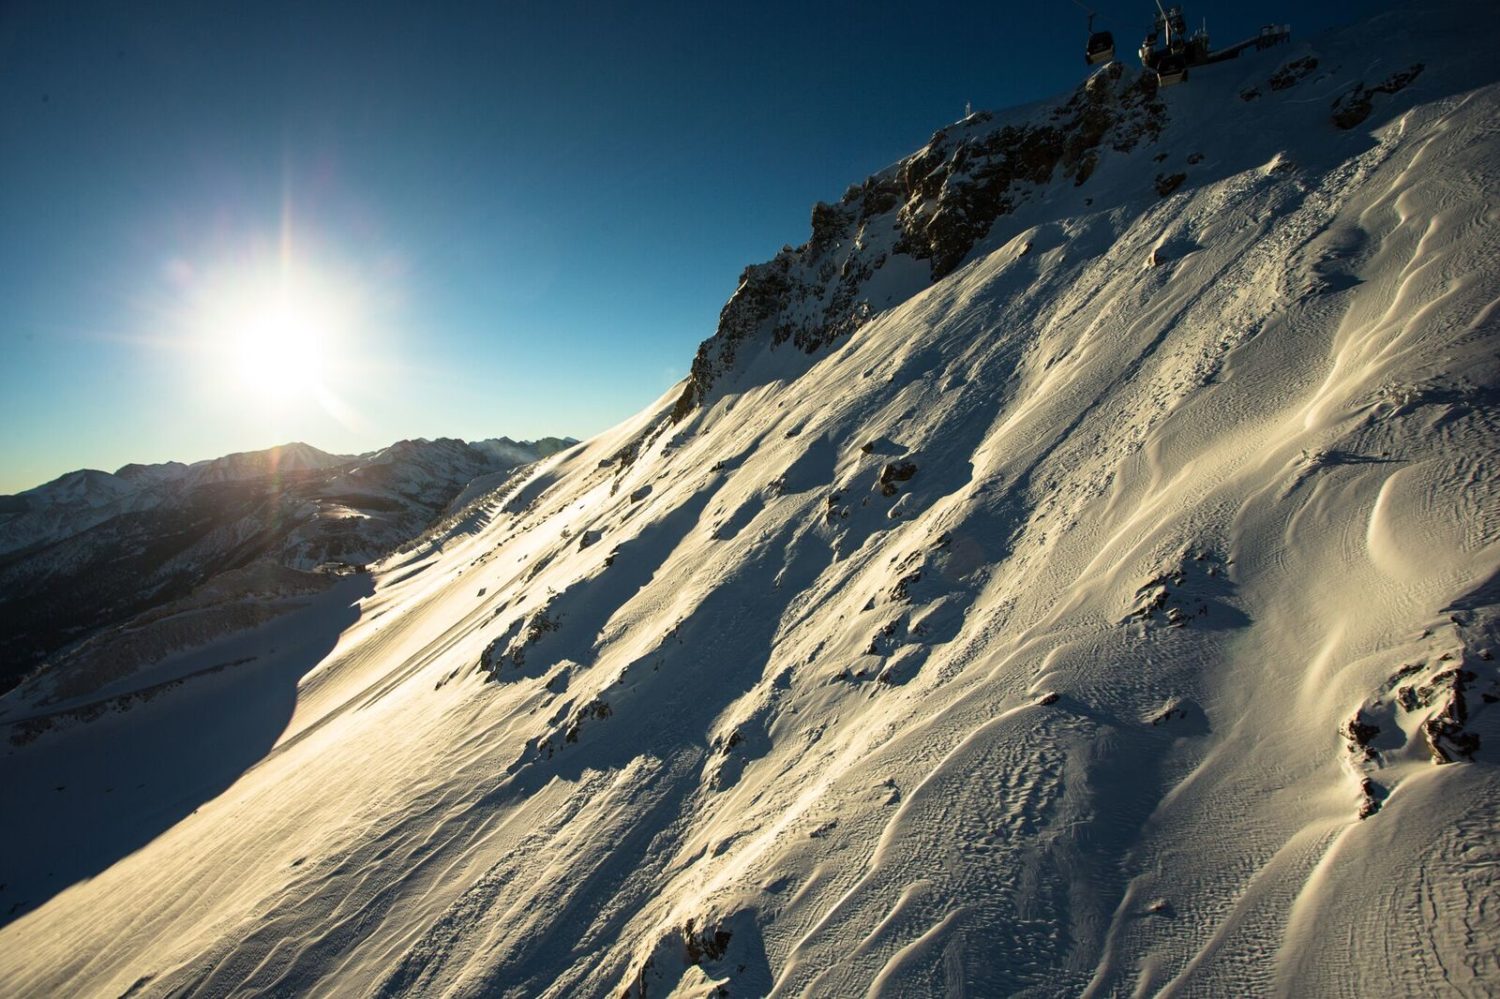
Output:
[174, 212, 382, 434]
[223, 280, 335, 399]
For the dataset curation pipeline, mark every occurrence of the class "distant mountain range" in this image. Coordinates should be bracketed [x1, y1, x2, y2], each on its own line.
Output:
[0, 436, 574, 694]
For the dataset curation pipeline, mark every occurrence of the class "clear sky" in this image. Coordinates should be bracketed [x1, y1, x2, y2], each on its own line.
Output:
[0, 0, 1367, 493]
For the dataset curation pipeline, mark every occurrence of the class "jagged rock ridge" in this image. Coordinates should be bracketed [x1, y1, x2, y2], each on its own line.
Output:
[673, 64, 1166, 421]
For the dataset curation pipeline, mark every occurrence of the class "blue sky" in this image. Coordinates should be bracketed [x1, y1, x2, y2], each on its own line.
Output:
[0, 0, 1366, 493]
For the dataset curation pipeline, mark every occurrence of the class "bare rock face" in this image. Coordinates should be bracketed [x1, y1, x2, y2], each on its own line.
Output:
[1331, 63, 1425, 129]
[878, 460, 918, 497]
[894, 66, 1162, 276]
[1154, 171, 1188, 197]
[671, 67, 1167, 422]
[1268, 56, 1319, 91]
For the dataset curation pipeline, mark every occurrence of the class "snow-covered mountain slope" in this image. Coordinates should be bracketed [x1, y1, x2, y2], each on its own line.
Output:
[3, 6, 1498, 995]
[0, 437, 570, 694]
[0, 442, 349, 557]
[472, 435, 577, 467]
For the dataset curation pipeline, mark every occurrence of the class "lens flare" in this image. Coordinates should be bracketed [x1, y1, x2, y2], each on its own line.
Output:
[165, 204, 395, 437]
[192, 259, 356, 415]
[228, 291, 331, 398]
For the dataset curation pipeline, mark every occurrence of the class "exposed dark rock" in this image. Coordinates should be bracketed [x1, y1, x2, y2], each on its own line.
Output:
[669, 69, 1166, 421]
[1155, 172, 1187, 197]
[809, 201, 854, 255]
[891, 570, 922, 602]
[1152, 705, 1184, 726]
[1383, 661, 1427, 692]
[1345, 714, 1380, 752]
[481, 604, 561, 675]
[1127, 571, 1181, 622]
[866, 617, 903, 655]
[683, 919, 733, 965]
[1357, 777, 1387, 819]
[609, 437, 643, 472]
[1269, 56, 1319, 91]
[878, 461, 918, 497]
[564, 697, 613, 744]
[1332, 64, 1425, 129]
[1425, 668, 1480, 763]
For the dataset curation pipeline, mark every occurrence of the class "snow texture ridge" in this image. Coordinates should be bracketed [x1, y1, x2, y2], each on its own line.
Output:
[1, 5, 1498, 996]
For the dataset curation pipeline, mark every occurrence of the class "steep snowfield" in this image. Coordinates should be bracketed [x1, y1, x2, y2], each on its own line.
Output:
[3, 7, 1498, 996]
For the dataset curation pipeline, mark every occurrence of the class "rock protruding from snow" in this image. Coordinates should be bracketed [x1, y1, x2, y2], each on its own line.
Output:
[671, 64, 1165, 419]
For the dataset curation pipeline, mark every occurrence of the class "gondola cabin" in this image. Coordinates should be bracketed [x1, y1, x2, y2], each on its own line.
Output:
[1086, 28, 1116, 64]
[1139, 3, 1192, 86]
[1154, 51, 1189, 85]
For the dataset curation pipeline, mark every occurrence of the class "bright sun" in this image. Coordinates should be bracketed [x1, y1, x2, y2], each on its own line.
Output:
[194, 264, 354, 410]
[176, 233, 382, 431]
[230, 294, 330, 398]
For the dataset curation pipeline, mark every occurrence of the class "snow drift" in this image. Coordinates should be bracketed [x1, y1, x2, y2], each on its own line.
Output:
[2, 5, 1498, 996]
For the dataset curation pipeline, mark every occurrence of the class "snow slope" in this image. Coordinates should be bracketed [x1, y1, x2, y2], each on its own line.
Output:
[2, 6, 1498, 996]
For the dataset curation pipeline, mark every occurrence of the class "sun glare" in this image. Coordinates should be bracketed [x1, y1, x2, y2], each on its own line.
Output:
[194, 262, 355, 411]
[168, 221, 393, 437]
[230, 294, 329, 397]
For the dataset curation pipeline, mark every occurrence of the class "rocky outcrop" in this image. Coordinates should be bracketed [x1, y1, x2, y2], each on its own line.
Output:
[1331, 64, 1425, 129]
[671, 66, 1166, 421]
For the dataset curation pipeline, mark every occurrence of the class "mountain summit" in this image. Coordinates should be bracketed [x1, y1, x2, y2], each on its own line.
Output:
[3, 6, 1497, 996]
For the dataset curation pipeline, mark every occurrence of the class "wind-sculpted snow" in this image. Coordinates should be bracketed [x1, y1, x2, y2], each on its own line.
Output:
[3, 6, 1499, 996]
